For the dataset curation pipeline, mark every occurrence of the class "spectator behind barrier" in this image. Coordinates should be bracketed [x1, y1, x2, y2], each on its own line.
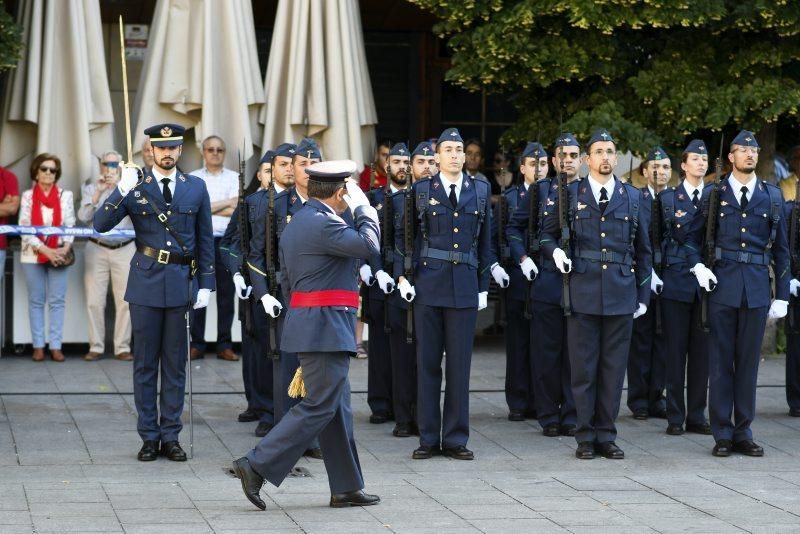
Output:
[0, 164, 21, 275]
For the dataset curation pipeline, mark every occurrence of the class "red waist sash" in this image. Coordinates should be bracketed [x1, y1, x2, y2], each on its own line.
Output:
[289, 289, 359, 308]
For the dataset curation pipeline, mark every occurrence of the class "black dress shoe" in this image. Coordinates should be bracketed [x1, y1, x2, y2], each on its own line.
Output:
[686, 422, 712, 435]
[632, 409, 648, 420]
[575, 441, 595, 460]
[559, 424, 576, 437]
[508, 410, 525, 422]
[232, 457, 266, 510]
[733, 440, 764, 457]
[392, 423, 413, 437]
[238, 408, 260, 422]
[137, 440, 159, 462]
[595, 441, 625, 459]
[712, 439, 733, 457]
[789, 408, 800, 417]
[161, 441, 187, 461]
[542, 423, 560, 437]
[330, 489, 380, 508]
[303, 447, 323, 459]
[666, 424, 684, 436]
[369, 412, 392, 424]
[649, 408, 667, 419]
[254, 422, 273, 438]
[412, 445, 439, 459]
[443, 445, 474, 460]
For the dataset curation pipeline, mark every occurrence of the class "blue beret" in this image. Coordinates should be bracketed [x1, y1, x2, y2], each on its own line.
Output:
[144, 123, 184, 147]
[731, 130, 759, 149]
[259, 150, 276, 165]
[389, 143, 410, 157]
[586, 129, 615, 150]
[306, 160, 357, 182]
[521, 142, 547, 160]
[554, 132, 580, 148]
[683, 139, 708, 155]
[412, 142, 434, 158]
[437, 127, 463, 145]
[273, 143, 297, 159]
[643, 146, 669, 164]
[296, 137, 322, 160]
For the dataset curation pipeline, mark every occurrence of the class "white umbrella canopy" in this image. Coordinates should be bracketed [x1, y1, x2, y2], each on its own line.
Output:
[0, 0, 114, 192]
[132, 0, 264, 169]
[260, 0, 378, 167]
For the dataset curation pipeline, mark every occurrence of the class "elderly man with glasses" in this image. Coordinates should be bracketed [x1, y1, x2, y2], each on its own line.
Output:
[78, 150, 135, 361]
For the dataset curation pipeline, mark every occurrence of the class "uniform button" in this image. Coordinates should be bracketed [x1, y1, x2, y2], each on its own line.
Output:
[167, 241, 172, 246]
[543, 211, 548, 216]
[741, 228, 746, 232]
[676, 224, 681, 228]
[763, 213, 767, 218]
[720, 213, 725, 218]
[630, 268, 635, 272]
[741, 243, 746, 248]
[454, 213, 458, 217]
[454, 243, 459, 249]
[454, 228, 459, 233]
[624, 216, 629, 221]
[602, 264, 608, 270]
[474, 211, 478, 214]
[601, 232, 606, 238]
[742, 213, 747, 218]
[167, 211, 171, 215]
[344, 307, 349, 311]
[423, 261, 427, 266]
[601, 217, 605, 222]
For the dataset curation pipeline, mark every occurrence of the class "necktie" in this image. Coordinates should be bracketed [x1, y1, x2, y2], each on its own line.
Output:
[692, 189, 699, 207]
[449, 184, 457, 208]
[161, 178, 173, 204]
[599, 187, 608, 213]
[739, 186, 748, 211]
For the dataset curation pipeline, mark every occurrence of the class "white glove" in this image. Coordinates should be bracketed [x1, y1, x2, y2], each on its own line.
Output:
[193, 288, 211, 310]
[491, 263, 511, 287]
[519, 257, 538, 282]
[232, 272, 252, 300]
[344, 180, 371, 212]
[478, 291, 488, 310]
[376, 270, 395, 294]
[359, 264, 375, 285]
[769, 299, 789, 319]
[553, 248, 572, 274]
[691, 263, 717, 292]
[651, 270, 663, 295]
[791, 279, 800, 298]
[398, 278, 416, 302]
[118, 164, 140, 196]
[632, 302, 647, 319]
[261, 293, 283, 318]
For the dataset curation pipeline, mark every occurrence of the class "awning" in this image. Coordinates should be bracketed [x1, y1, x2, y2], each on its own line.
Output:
[0, 0, 114, 192]
[132, 0, 264, 167]
[260, 0, 378, 168]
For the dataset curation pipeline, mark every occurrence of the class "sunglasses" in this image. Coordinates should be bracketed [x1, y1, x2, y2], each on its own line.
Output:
[205, 148, 226, 154]
[39, 165, 58, 174]
[102, 161, 120, 168]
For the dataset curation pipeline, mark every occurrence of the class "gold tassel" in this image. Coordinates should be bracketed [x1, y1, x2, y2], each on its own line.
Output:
[287, 366, 306, 398]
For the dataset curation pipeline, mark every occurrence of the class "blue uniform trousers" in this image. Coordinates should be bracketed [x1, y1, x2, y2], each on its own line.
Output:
[707, 301, 768, 442]
[626, 305, 666, 415]
[531, 301, 576, 427]
[130, 303, 188, 442]
[191, 237, 235, 352]
[504, 298, 535, 413]
[568, 312, 632, 444]
[366, 296, 393, 416]
[415, 304, 477, 448]
[662, 297, 709, 426]
[388, 302, 417, 426]
[246, 352, 364, 494]
[786, 302, 800, 412]
[273, 315, 302, 422]
[241, 301, 274, 425]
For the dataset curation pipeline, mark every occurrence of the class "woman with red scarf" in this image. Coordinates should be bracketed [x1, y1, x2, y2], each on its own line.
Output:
[19, 153, 76, 361]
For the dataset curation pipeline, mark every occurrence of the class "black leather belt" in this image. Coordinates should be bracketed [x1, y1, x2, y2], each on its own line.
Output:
[715, 248, 771, 266]
[575, 249, 633, 266]
[89, 238, 133, 250]
[137, 245, 195, 266]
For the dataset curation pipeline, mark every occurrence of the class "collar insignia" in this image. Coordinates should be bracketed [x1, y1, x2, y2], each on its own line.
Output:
[179, 175, 186, 182]
[619, 186, 625, 195]
[677, 193, 684, 200]
[433, 181, 440, 189]
[464, 180, 470, 188]
[145, 176, 152, 184]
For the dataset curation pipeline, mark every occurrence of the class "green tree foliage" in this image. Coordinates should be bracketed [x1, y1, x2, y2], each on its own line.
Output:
[0, 6, 22, 73]
[411, 0, 800, 158]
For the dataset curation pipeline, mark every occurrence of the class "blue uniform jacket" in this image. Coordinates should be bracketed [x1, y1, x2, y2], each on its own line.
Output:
[389, 189, 412, 310]
[658, 183, 703, 303]
[540, 176, 652, 316]
[492, 184, 528, 302]
[94, 170, 215, 308]
[506, 178, 563, 305]
[279, 200, 380, 353]
[685, 177, 789, 308]
[364, 186, 396, 303]
[393, 173, 493, 309]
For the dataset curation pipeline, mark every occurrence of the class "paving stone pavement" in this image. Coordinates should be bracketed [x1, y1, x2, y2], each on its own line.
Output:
[0, 339, 798, 533]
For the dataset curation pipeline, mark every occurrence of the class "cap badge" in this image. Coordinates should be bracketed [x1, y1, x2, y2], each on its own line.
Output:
[160, 126, 173, 137]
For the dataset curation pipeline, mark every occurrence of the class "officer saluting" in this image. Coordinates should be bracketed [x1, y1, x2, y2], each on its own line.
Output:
[233, 160, 381, 510]
[94, 123, 215, 462]
[685, 130, 789, 457]
[540, 129, 652, 460]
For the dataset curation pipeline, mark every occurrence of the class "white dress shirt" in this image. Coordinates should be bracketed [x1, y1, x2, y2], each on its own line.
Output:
[682, 180, 704, 203]
[152, 168, 177, 199]
[587, 174, 615, 206]
[728, 174, 757, 206]
[190, 166, 239, 234]
[439, 173, 464, 203]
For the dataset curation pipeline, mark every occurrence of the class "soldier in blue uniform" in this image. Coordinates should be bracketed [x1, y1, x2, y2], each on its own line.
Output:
[658, 140, 711, 436]
[626, 146, 670, 420]
[540, 129, 652, 460]
[685, 130, 789, 457]
[784, 201, 800, 418]
[220, 150, 275, 437]
[410, 141, 437, 183]
[395, 127, 494, 460]
[232, 160, 381, 510]
[94, 123, 215, 462]
[507, 135, 578, 437]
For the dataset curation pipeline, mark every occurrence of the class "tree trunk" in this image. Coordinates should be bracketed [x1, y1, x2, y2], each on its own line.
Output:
[756, 122, 777, 184]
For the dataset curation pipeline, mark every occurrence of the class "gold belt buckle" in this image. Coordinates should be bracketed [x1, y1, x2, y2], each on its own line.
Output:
[157, 249, 170, 264]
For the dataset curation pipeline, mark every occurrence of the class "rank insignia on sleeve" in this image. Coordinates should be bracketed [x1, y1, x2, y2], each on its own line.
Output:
[577, 202, 587, 210]
[429, 198, 440, 206]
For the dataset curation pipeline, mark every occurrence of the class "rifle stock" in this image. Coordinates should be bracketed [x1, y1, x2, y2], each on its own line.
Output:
[651, 183, 663, 334]
[403, 186, 414, 344]
[558, 163, 571, 317]
[789, 179, 800, 332]
[700, 135, 724, 332]
[238, 155, 254, 337]
[265, 184, 280, 359]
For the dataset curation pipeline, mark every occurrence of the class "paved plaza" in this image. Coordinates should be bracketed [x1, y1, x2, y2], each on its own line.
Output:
[0, 339, 798, 533]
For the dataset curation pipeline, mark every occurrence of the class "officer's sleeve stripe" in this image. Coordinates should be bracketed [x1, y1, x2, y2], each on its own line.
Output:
[639, 274, 651, 287]
[247, 261, 267, 276]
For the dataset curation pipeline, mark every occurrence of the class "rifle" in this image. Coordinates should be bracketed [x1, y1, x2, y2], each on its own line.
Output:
[382, 172, 395, 334]
[789, 178, 800, 332]
[700, 135, 724, 332]
[265, 178, 280, 359]
[496, 188, 509, 327]
[237, 151, 254, 337]
[651, 175, 663, 334]
[403, 181, 415, 344]
[558, 159, 572, 317]
[523, 144, 541, 319]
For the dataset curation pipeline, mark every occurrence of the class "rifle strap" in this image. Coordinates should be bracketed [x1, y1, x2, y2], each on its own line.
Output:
[765, 183, 782, 250]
